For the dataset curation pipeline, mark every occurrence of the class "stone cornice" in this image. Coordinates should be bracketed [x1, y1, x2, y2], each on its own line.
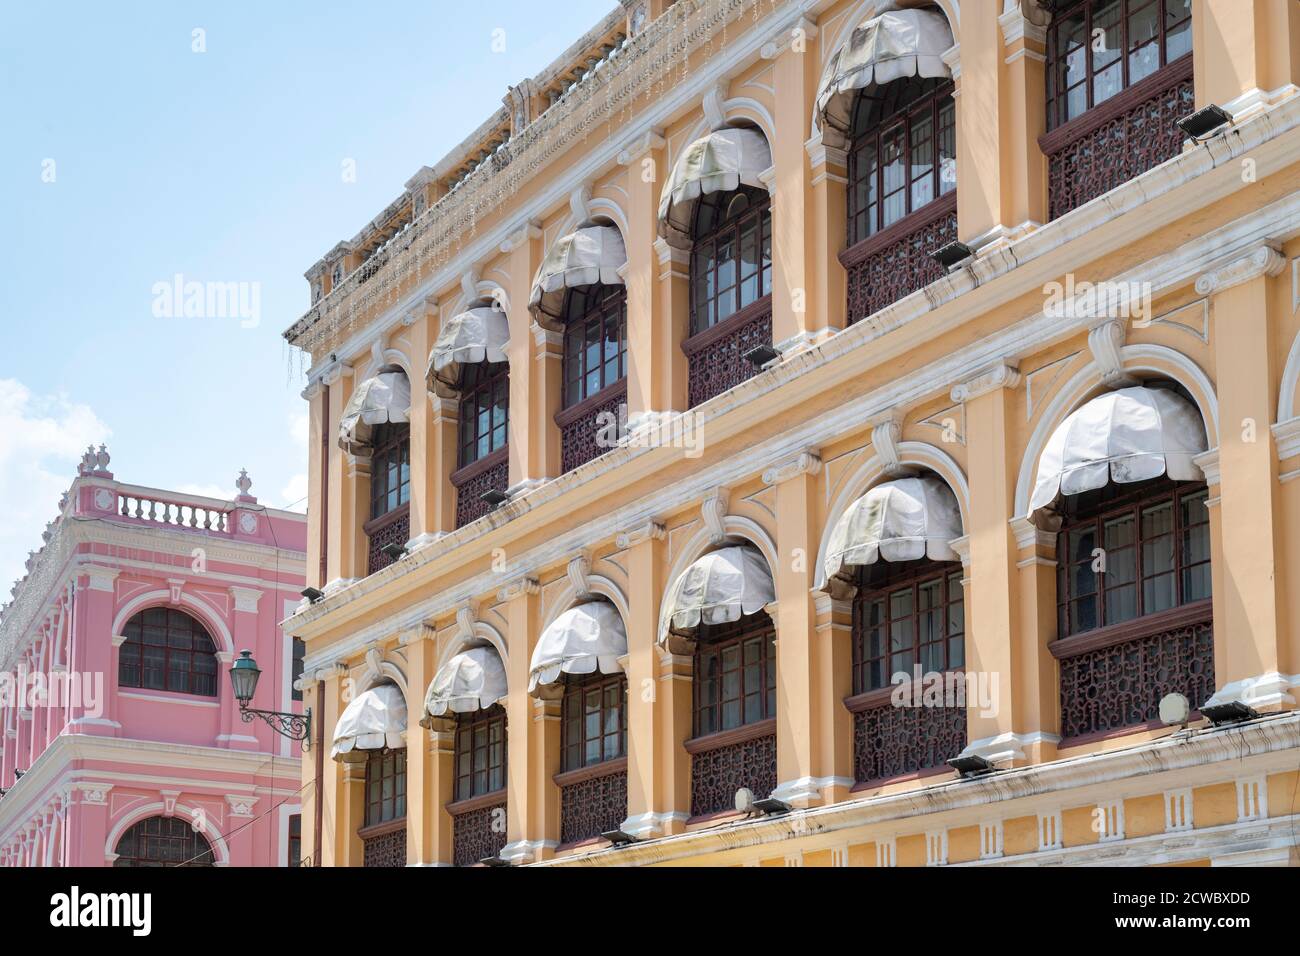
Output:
[615, 521, 666, 549]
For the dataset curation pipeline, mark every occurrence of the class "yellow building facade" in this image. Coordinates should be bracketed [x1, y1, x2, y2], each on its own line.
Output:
[284, 0, 1300, 868]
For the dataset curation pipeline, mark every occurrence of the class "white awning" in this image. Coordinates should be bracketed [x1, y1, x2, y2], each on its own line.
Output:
[338, 371, 411, 454]
[657, 127, 772, 238]
[331, 683, 407, 762]
[659, 545, 775, 642]
[424, 646, 508, 717]
[824, 476, 962, 584]
[528, 225, 627, 320]
[816, 7, 954, 135]
[426, 305, 510, 396]
[1028, 386, 1208, 528]
[528, 601, 627, 695]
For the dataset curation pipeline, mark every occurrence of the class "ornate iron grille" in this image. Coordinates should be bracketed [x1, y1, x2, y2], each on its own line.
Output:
[682, 298, 772, 408]
[557, 381, 626, 474]
[361, 824, 407, 868]
[558, 764, 628, 845]
[688, 727, 776, 817]
[452, 450, 509, 528]
[851, 693, 967, 785]
[1040, 57, 1194, 221]
[1055, 605, 1214, 740]
[365, 505, 409, 575]
[450, 800, 508, 867]
[842, 192, 956, 325]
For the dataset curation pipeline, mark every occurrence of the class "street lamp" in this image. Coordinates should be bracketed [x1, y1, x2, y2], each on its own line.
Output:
[228, 650, 312, 748]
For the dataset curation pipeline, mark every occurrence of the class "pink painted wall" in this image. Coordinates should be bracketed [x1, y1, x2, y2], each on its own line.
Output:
[0, 462, 308, 867]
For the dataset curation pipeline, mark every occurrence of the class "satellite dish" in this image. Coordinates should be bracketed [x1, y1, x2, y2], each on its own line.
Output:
[1159, 692, 1190, 727]
[734, 787, 756, 814]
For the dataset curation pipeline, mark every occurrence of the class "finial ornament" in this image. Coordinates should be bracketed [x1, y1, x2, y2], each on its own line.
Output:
[236, 469, 253, 496]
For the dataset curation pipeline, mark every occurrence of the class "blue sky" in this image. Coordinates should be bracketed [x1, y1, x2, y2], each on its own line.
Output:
[0, 0, 616, 592]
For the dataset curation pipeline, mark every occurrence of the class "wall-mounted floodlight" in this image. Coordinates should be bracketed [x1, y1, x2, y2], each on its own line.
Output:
[1200, 699, 1260, 726]
[946, 754, 996, 778]
[930, 240, 974, 270]
[1177, 104, 1232, 142]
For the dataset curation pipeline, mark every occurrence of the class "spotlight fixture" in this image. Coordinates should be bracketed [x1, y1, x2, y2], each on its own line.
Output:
[479, 488, 510, 507]
[1177, 104, 1232, 142]
[478, 854, 512, 867]
[930, 240, 974, 270]
[380, 542, 407, 561]
[1200, 699, 1260, 726]
[601, 829, 639, 846]
[0, 789, 7, 798]
[301, 586, 325, 603]
[743, 343, 781, 368]
[946, 753, 997, 778]
[12, 769, 24, 780]
[752, 797, 792, 815]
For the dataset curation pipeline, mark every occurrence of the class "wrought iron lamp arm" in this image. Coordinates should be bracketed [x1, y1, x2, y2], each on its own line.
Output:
[238, 702, 312, 749]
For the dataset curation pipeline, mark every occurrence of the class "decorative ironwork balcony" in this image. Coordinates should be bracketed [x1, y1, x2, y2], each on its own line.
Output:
[364, 503, 409, 576]
[451, 446, 509, 529]
[555, 381, 627, 475]
[448, 793, 508, 867]
[556, 757, 628, 845]
[1040, 56, 1194, 222]
[682, 296, 772, 409]
[685, 718, 776, 818]
[359, 819, 406, 868]
[847, 682, 967, 786]
[841, 191, 957, 326]
[1052, 600, 1214, 742]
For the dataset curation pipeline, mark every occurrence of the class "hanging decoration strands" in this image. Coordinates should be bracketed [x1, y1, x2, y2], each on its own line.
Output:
[285, 0, 765, 363]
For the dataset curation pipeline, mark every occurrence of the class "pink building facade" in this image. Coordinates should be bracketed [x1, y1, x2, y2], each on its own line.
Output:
[0, 448, 307, 867]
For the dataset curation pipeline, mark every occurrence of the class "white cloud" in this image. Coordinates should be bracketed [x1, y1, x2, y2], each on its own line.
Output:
[279, 473, 309, 512]
[175, 482, 235, 501]
[0, 379, 110, 595]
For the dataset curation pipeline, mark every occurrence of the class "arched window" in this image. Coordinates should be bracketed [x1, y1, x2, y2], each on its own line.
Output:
[457, 362, 510, 468]
[451, 360, 511, 528]
[114, 815, 214, 867]
[852, 558, 965, 694]
[688, 611, 778, 818]
[1041, 0, 1194, 219]
[561, 284, 627, 408]
[1029, 383, 1215, 740]
[689, 185, 772, 337]
[453, 705, 507, 802]
[369, 422, 410, 520]
[556, 284, 628, 474]
[449, 703, 508, 866]
[693, 614, 776, 738]
[847, 76, 956, 245]
[118, 607, 219, 697]
[556, 671, 628, 845]
[1046, 0, 1193, 130]
[364, 747, 407, 828]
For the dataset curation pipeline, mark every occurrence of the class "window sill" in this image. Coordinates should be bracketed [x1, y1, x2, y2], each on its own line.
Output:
[1039, 53, 1193, 153]
[839, 190, 957, 270]
[554, 379, 627, 429]
[445, 789, 507, 816]
[450, 444, 509, 487]
[553, 754, 627, 787]
[1049, 599, 1212, 659]
[684, 716, 776, 755]
[357, 816, 406, 840]
[682, 294, 773, 356]
[362, 500, 409, 538]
